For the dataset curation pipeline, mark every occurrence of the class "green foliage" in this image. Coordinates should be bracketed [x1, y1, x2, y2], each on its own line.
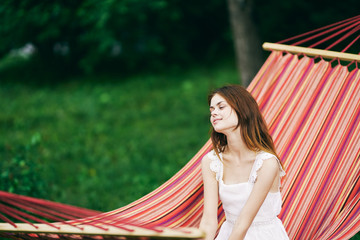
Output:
[0, 61, 238, 211]
[1, 0, 358, 77]
[254, 0, 360, 47]
[0, 0, 230, 75]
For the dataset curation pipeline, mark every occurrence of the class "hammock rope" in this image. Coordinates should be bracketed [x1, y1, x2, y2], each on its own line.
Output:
[1, 16, 360, 240]
[278, 15, 360, 52]
[277, 15, 360, 45]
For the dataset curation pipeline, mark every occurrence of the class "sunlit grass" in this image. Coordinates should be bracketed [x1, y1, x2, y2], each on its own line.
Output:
[0, 63, 238, 211]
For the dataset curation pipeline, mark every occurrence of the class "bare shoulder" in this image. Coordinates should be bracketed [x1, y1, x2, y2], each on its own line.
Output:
[262, 156, 279, 168]
[201, 153, 212, 166]
[257, 156, 279, 177]
[201, 152, 218, 180]
[201, 153, 214, 173]
[202, 150, 220, 166]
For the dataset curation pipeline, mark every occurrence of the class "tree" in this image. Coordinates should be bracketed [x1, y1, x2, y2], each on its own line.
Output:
[227, 0, 360, 86]
[227, 0, 263, 86]
[0, 0, 117, 74]
[0, 0, 231, 75]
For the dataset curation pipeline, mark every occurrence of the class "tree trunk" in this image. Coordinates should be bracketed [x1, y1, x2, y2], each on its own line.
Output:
[227, 0, 263, 86]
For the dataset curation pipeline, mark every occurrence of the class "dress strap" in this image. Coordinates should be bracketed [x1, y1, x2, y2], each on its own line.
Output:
[208, 150, 223, 182]
[249, 151, 286, 184]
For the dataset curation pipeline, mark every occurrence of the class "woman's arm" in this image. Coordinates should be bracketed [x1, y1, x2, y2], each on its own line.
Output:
[199, 154, 219, 240]
[228, 157, 279, 240]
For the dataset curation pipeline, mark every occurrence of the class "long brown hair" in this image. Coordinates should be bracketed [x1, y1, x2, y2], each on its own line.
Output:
[208, 85, 281, 163]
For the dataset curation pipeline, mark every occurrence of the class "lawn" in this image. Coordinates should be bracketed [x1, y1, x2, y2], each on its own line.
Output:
[0, 62, 238, 211]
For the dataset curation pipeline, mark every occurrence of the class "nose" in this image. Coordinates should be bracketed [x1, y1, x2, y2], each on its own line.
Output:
[211, 109, 218, 117]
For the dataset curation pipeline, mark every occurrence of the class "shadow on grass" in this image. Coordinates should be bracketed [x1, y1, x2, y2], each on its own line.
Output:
[0, 52, 237, 88]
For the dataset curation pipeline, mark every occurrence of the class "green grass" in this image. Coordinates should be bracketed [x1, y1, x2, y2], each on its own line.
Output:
[0, 63, 239, 211]
[352, 234, 360, 240]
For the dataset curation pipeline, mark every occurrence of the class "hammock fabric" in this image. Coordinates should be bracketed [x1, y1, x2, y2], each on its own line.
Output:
[1, 16, 360, 240]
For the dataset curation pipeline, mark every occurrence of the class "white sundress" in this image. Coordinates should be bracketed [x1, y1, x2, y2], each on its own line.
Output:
[207, 150, 289, 240]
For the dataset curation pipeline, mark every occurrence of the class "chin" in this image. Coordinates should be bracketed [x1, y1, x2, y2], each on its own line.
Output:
[213, 126, 225, 134]
[213, 125, 238, 134]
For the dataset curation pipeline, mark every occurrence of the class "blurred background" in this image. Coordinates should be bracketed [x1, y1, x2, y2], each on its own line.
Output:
[0, 0, 358, 220]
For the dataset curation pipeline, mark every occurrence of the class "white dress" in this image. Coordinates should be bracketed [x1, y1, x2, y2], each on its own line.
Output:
[207, 150, 289, 240]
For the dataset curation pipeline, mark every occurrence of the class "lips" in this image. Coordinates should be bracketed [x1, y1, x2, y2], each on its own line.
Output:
[213, 119, 221, 124]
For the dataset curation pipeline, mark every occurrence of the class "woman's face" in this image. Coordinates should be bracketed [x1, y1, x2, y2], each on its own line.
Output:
[209, 94, 238, 134]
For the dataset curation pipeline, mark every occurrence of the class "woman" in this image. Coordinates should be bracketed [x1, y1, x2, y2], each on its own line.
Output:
[199, 85, 289, 240]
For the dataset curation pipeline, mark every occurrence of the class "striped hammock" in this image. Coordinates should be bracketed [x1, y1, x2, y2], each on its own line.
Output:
[1, 16, 360, 240]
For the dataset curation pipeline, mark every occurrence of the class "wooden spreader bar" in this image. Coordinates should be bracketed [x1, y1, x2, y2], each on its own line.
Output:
[263, 42, 360, 62]
[0, 223, 205, 239]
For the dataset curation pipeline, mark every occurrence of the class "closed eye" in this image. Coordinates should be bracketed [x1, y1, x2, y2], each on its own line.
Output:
[210, 101, 226, 112]
[219, 104, 226, 110]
